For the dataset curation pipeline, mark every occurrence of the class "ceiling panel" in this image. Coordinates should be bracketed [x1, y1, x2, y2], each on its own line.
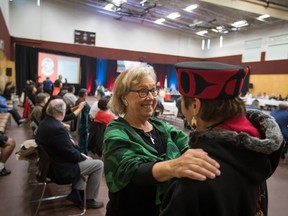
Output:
[56, 0, 288, 38]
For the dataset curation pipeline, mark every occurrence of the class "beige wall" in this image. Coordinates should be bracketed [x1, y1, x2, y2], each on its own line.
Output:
[249, 74, 288, 98]
[0, 51, 15, 91]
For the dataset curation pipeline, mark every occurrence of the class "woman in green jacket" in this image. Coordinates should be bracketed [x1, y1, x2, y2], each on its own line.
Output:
[103, 64, 221, 216]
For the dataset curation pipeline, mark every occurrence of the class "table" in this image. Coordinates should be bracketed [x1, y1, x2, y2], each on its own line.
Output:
[162, 101, 178, 117]
[245, 98, 282, 107]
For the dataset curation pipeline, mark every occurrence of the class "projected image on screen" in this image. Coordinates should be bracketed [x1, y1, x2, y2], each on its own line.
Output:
[38, 52, 80, 84]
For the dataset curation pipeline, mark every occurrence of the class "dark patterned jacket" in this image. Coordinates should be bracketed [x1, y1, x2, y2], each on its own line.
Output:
[160, 110, 283, 216]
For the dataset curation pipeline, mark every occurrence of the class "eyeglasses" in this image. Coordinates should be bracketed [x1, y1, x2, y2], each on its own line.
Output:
[129, 88, 159, 98]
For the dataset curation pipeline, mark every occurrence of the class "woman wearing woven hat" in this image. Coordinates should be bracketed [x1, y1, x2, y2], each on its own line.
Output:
[103, 64, 221, 216]
[160, 62, 283, 216]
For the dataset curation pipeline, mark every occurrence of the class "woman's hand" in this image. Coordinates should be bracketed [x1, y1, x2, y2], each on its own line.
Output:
[171, 149, 221, 181]
[152, 149, 221, 182]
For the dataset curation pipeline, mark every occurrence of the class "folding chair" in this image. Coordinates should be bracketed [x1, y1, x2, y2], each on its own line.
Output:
[32, 145, 87, 216]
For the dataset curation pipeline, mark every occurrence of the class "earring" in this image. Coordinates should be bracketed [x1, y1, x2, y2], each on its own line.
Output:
[123, 99, 128, 106]
[191, 117, 197, 129]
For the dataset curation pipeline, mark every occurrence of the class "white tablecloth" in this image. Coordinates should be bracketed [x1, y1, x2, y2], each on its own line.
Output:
[245, 98, 282, 107]
[162, 102, 178, 117]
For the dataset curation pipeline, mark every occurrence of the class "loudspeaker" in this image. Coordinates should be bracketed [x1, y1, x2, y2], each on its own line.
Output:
[6, 68, 12, 77]
[249, 83, 254, 89]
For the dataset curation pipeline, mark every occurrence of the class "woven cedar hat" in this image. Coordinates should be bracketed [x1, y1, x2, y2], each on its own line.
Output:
[175, 62, 249, 99]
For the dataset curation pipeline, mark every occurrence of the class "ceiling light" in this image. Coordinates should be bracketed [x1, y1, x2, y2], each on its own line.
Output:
[189, 21, 203, 27]
[257, 14, 270, 21]
[216, 26, 223, 30]
[155, 18, 166, 24]
[167, 12, 181, 19]
[140, 0, 147, 5]
[112, 0, 126, 7]
[104, 3, 114, 11]
[184, 4, 198, 12]
[231, 20, 248, 28]
[196, 30, 208, 36]
[211, 29, 218, 33]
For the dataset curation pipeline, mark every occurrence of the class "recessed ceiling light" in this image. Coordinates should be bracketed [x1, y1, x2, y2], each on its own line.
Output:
[104, 3, 114, 11]
[257, 14, 270, 21]
[184, 4, 198, 12]
[231, 20, 248, 28]
[196, 30, 208, 36]
[155, 18, 166, 24]
[112, 0, 127, 6]
[167, 12, 181, 19]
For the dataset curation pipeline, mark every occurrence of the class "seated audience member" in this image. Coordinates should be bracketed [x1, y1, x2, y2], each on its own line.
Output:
[246, 99, 261, 110]
[269, 93, 277, 100]
[23, 83, 37, 119]
[0, 133, 16, 176]
[63, 85, 77, 107]
[36, 82, 44, 94]
[58, 86, 68, 97]
[41, 95, 85, 123]
[89, 97, 115, 157]
[26, 84, 37, 106]
[278, 94, 284, 101]
[270, 102, 288, 158]
[175, 96, 190, 129]
[94, 97, 115, 125]
[2, 81, 15, 101]
[29, 93, 49, 133]
[160, 62, 283, 216]
[35, 99, 104, 209]
[0, 91, 25, 126]
[154, 93, 164, 117]
[53, 75, 63, 96]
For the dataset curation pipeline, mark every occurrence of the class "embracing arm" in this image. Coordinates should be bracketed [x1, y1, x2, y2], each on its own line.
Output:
[152, 149, 221, 182]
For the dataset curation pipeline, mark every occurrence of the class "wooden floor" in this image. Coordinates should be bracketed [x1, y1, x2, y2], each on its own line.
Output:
[0, 97, 288, 216]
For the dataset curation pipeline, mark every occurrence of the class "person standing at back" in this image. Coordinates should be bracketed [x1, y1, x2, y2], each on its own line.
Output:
[43, 77, 53, 95]
[76, 88, 90, 154]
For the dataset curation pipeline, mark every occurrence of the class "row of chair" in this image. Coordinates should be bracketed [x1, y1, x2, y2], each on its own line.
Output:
[0, 113, 11, 133]
[17, 139, 88, 216]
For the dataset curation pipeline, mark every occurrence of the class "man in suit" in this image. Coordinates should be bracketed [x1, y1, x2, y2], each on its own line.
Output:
[35, 98, 104, 209]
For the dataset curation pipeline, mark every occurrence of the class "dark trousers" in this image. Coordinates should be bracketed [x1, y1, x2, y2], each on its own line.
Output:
[44, 89, 52, 96]
[7, 109, 21, 124]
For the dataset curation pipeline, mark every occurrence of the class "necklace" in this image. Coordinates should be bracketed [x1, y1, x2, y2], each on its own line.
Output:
[145, 131, 155, 145]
